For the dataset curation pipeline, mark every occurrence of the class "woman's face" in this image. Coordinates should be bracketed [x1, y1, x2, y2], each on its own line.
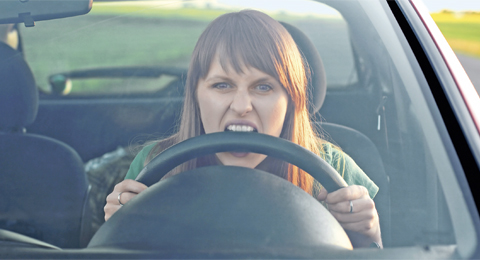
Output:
[197, 56, 289, 168]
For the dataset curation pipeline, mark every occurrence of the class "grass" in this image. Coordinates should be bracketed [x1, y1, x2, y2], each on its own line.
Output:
[21, 3, 342, 94]
[431, 11, 480, 58]
[22, 12, 210, 93]
[91, 3, 231, 21]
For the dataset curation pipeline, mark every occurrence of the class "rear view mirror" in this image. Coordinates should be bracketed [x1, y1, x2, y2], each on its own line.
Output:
[0, 0, 92, 27]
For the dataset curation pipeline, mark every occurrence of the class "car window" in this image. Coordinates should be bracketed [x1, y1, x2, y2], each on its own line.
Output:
[20, 1, 356, 96]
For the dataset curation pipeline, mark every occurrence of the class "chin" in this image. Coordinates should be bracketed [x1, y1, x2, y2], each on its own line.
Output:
[217, 153, 266, 169]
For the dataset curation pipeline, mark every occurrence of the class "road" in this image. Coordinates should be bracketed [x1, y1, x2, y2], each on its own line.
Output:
[456, 53, 480, 95]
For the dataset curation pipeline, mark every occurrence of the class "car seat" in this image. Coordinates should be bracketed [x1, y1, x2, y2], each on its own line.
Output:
[281, 22, 391, 246]
[0, 42, 92, 248]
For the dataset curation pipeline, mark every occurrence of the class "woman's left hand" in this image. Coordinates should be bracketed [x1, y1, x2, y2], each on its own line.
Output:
[316, 185, 382, 248]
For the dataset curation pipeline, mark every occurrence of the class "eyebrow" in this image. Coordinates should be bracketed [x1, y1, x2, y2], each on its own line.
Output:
[204, 75, 278, 86]
[203, 75, 230, 83]
[251, 77, 277, 85]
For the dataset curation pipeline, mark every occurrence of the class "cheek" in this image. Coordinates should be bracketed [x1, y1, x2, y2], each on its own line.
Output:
[261, 94, 289, 136]
[197, 91, 213, 133]
[197, 89, 227, 134]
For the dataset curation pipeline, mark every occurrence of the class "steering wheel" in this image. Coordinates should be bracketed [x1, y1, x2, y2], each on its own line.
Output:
[88, 132, 352, 254]
[135, 132, 347, 191]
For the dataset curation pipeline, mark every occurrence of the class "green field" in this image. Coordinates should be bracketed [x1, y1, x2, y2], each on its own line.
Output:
[20, 3, 338, 94]
[23, 2, 478, 95]
[431, 11, 480, 58]
[21, 8, 212, 93]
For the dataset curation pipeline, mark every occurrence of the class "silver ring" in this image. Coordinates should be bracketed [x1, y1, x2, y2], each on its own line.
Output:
[118, 192, 125, 206]
[349, 200, 353, 213]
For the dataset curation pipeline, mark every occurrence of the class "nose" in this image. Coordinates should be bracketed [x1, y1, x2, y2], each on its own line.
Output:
[229, 89, 253, 116]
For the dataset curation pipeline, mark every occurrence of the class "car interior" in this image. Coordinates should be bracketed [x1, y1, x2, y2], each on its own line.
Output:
[0, 41, 93, 248]
[0, 0, 465, 257]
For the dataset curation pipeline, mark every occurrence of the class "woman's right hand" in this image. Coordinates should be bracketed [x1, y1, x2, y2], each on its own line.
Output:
[104, 179, 148, 221]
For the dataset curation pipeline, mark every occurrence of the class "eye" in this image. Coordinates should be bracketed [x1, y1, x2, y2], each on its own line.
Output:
[212, 82, 231, 90]
[255, 84, 272, 92]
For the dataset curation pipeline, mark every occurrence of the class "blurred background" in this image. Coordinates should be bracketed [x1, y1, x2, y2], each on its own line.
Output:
[423, 0, 480, 95]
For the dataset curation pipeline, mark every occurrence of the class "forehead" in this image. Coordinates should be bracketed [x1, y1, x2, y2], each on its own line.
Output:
[203, 53, 279, 83]
[206, 51, 274, 79]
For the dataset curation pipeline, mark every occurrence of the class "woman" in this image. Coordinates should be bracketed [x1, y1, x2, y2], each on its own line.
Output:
[104, 10, 382, 248]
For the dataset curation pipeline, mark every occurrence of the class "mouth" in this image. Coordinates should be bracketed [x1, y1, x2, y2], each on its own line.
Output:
[223, 124, 257, 157]
[224, 124, 258, 133]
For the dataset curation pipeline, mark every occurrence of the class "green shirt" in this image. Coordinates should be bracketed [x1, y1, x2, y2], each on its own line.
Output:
[125, 142, 379, 199]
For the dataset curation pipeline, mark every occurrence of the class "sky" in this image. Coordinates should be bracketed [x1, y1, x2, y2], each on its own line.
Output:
[421, 0, 480, 12]
[216, 0, 480, 15]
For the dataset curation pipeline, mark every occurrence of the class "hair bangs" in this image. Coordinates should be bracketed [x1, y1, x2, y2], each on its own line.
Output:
[219, 36, 279, 81]
[196, 11, 282, 82]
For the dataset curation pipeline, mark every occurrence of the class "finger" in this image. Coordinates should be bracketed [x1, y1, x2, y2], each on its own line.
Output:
[118, 191, 139, 205]
[104, 203, 122, 221]
[327, 197, 375, 214]
[106, 191, 119, 204]
[315, 186, 328, 201]
[329, 206, 377, 223]
[105, 180, 148, 221]
[105, 190, 140, 205]
[113, 179, 148, 194]
[338, 218, 378, 236]
[325, 185, 369, 204]
[104, 190, 141, 221]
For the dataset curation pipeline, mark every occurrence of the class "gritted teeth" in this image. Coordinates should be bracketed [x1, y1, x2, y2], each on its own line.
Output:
[225, 125, 257, 132]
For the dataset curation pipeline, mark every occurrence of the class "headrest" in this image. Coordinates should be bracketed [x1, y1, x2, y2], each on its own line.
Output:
[0, 42, 38, 130]
[280, 22, 327, 115]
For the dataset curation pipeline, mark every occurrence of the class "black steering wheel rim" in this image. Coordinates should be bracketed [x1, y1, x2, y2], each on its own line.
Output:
[89, 132, 353, 251]
[136, 132, 347, 192]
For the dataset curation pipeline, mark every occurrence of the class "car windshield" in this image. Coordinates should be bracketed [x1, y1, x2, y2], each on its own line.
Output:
[23, 1, 357, 95]
[1, 0, 478, 258]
